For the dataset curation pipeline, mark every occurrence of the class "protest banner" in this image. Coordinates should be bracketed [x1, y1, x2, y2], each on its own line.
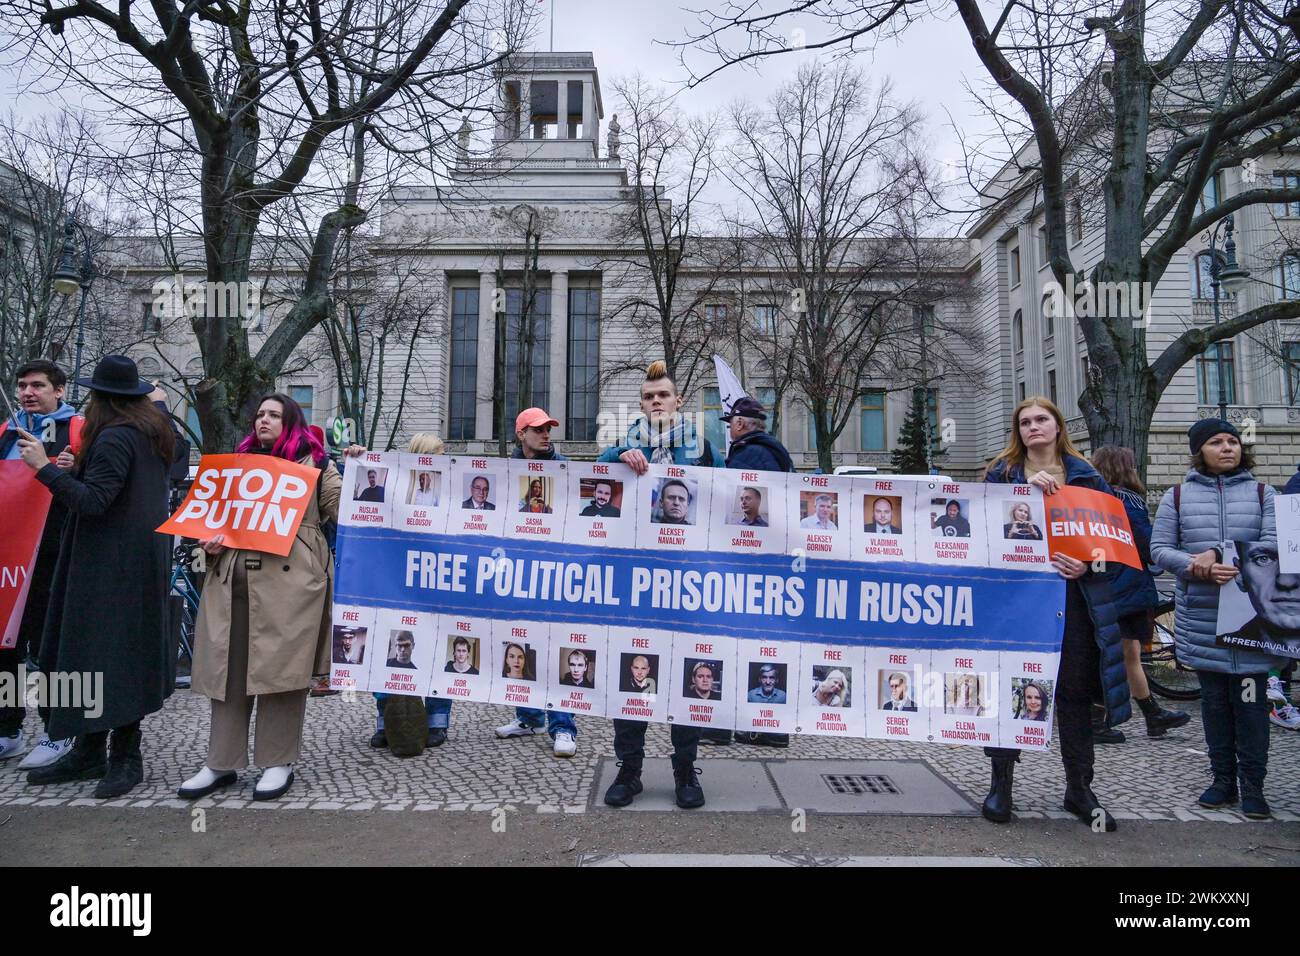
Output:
[157, 454, 320, 557]
[1276, 493, 1300, 575]
[0, 462, 52, 650]
[333, 456, 1100, 750]
[1215, 539, 1300, 658]
[1043, 485, 1142, 570]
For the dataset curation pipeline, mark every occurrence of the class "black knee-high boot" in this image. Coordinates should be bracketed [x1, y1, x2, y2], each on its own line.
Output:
[1057, 699, 1116, 831]
[94, 722, 144, 799]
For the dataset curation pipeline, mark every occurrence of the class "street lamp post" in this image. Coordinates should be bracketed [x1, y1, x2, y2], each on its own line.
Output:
[1206, 214, 1250, 420]
[50, 216, 96, 404]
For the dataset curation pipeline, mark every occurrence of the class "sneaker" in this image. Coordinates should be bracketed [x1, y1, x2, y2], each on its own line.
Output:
[673, 763, 705, 809]
[604, 763, 643, 807]
[1270, 703, 1300, 730]
[17, 735, 72, 770]
[0, 733, 24, 761]
[368, 729, 388, 748]
[1267, 676, 1287, 704]
[553, 731, 577, 758]
[495, 720, 539, 739]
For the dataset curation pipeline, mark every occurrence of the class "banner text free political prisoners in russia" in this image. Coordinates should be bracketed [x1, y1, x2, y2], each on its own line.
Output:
[329, 453, 1085, 750]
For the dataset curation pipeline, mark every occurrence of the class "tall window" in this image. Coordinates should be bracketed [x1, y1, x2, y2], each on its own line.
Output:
[1197, 172, 1223, 216]
[448, 287, 479, 440]
[1012, 310, 1024, 352]
[1285, 342, 1300, 405]
[1070, 193, 1084, 244]
[1041, 294, 1055, 339]
[1196, 342, 1236, 405]
[1047, 369, 1057, 406]
[753, 304, 779, 334]
[860, 389, 886, 451]
[567, 288, 601, 442]
[704, 303, 728, 327]
[1008, 244, 1021, 288]
[703, 387, 725, 452]
[495, 288, 551, 437]
[141, 301, 161, 333]
[1037, 225, 1049, 267]
[1017, 379, 1026, 402]
[912, 304, 936, 335]
[1190, 251, 1231, 300]
[289, 385, 314, 425]
[1274, 172, 1300, 218]
[1279, 252, 1300, 300]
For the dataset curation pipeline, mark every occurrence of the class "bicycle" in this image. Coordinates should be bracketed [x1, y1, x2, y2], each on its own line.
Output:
[1141, 595, 1201, 701]
[170, 543, 201, 689]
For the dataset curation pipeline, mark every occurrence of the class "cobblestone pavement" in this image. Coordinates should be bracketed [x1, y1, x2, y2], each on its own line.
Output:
[2, 690, 1298, 823]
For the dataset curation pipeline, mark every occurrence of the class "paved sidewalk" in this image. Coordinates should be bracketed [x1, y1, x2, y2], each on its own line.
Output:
[2, 690, 1298, 823]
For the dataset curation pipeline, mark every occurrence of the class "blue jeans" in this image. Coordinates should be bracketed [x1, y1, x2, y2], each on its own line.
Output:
[374, 694, 451, 729]
[1197, 670, 1271, 787]
[516, 708, 576, 739]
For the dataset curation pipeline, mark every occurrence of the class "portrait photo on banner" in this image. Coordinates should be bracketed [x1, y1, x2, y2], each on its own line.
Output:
[385, 628, 419, 670]
[558, 646, 597, 688]
[799, 490, 840, 530]
[746, 661, 788, 704]
[877, 668, 919, 711]
[928, 497, 972, 537]
[863, 494, 904, 534]
[353, 465, 390, 503]
[444, 634, 481, 675]
[1011, 677, 1054, 723]
[577, 477, 623, 517]
[682, 657, 724, 700]
[619, 651, 659, 695]
[517, 475, 555, 514]
[810, 665, 852, 708]
[1002, 500, 1044, 540]
[332, 624, 367, 666]
[652, 476, 699, 525]
[462, 472, 497, 511]
[944, 671, 989, 716]
[725, 484, 770, 527]
[407, 468, 442, 506]
[501, 640, 539, 681]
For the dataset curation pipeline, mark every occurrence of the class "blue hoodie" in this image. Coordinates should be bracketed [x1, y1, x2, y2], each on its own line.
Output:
[597, 417, 725, 468]
[1, 401, 78, 460]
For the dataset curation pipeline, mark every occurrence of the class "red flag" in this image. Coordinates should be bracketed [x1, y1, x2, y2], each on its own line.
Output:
[0, 461, 52, 649]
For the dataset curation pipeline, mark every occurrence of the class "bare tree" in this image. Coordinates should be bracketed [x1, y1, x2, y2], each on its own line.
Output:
[677, 0, 1300, 472]
[596, 74, 731, 400]
[0, 112, 150, 389]
[729, 61, 970, 473]
[1, 0, 535, 450]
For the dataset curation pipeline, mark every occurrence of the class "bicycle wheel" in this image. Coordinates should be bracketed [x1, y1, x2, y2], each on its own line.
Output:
[173, 583, 197, 690]
[1142, 601, 1201, 701]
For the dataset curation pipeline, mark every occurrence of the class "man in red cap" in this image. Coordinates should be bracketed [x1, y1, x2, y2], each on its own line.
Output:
[492, 406, 581, 756]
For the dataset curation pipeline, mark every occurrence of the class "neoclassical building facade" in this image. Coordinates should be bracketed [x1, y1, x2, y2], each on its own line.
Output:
[121, 51, 1300, 492]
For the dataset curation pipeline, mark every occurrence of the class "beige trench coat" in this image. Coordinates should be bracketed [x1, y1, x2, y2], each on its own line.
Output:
[191, 457, 341, 700]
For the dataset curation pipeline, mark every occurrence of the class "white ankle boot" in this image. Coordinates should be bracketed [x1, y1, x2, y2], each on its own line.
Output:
[254, 764, 294, 800]
[177, 765, 237, 799]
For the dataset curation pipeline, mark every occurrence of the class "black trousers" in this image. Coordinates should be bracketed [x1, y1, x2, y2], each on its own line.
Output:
[613, 719, 701, 770]
[987, 581, 1102, 776]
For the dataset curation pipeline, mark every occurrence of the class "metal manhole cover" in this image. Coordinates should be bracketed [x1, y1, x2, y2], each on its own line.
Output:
[822, 773, 899, 795]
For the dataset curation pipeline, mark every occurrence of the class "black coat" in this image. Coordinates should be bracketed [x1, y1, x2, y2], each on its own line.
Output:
[726, 430, 795, 472]
[36, 425, 172, 737]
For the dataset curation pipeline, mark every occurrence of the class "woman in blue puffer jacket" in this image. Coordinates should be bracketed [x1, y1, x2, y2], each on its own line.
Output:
[981, 397, 1130, 831]
[1150, 418, 1283, 820]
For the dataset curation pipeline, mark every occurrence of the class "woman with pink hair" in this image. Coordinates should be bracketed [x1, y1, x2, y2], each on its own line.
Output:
[180, 393, 361, 801]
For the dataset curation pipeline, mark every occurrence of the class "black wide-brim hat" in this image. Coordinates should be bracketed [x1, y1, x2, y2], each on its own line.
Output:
[76, 355, 154, 396]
